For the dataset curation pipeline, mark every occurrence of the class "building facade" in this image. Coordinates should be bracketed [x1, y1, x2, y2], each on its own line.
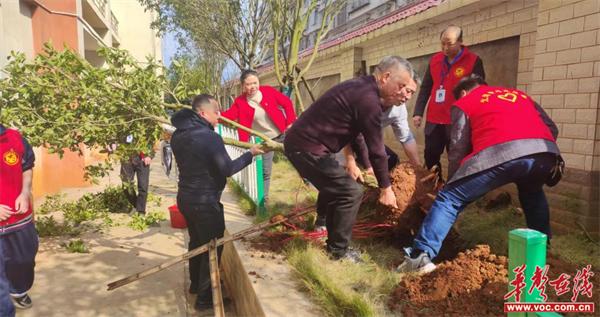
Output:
[260, 0, 600, 235]
[0, 0, 162, 197]
[301, 0, 422, 51]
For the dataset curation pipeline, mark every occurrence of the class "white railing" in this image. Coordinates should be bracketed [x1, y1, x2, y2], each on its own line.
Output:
[217, 124, 265, 213]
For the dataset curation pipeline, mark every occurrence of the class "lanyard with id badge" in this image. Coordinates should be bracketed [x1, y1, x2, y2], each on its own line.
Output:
[435, 48, 463, 103]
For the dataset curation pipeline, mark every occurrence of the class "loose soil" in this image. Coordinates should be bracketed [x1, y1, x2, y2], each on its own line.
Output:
[389, 245, 508, 316]
[250, 163, 599, 316]
[358, 163, 442, 238]
[389, 246, 600, 317]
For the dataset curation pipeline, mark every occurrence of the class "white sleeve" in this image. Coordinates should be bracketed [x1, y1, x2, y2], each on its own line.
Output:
[389, 105, 412, 144]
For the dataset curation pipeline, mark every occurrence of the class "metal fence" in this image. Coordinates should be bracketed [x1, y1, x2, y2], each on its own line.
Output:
[217, 124, 265, 216]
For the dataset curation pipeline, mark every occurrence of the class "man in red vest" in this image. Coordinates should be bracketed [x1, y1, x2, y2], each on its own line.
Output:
[413, 25, 485, 177]
[0, 124, 38, 311]
[398, 75, 562, 274]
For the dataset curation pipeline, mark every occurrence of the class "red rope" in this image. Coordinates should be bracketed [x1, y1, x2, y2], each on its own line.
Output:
[274, 221, 394, 244]
[268, 180, 391, 245]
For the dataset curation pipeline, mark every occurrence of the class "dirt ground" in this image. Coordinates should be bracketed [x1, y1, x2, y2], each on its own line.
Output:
[252, 162, 600, 316]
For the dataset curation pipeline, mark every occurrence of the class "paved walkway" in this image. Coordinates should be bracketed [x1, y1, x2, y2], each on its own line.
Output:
[22, 161, 189, 317]
[19, 157, 318, 316]
[221, 192, 321, 317]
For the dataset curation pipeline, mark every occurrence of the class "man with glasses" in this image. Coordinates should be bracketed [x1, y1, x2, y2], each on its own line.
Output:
[412, 25, 485, 178]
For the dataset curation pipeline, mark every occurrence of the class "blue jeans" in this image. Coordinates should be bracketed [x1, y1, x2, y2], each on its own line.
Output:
[0, 240, 15, 317]
[413, 153, 555, 259]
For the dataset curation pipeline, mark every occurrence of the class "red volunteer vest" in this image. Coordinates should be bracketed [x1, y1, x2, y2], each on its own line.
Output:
[454, 85, 556, 165]
[0, 129, 33, 227]
[427, 46, 479, 124]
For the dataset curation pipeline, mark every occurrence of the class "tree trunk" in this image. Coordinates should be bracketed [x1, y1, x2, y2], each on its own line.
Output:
[292, 80, 304, 113]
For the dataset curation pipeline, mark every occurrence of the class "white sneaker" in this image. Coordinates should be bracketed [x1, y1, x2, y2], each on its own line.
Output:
[11, 293, 32, 309]
[313, 225, 327, 233]
[396, 251, 436, 274]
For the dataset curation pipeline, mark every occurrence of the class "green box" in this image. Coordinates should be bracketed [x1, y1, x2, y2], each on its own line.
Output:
[507, 229, 549, 317]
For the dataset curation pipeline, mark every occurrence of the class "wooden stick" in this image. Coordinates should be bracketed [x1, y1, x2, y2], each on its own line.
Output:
[218, 116, 284, 152]
[106, 207, 315, 291]
[218, 115, 271, 143]
[420, 172, 437, 183]
[159, 103, 284, 151]
[295, 65, 315, 103]
[162, 103, 278, 143]
[209, 239, 225, 317]
[221, 137, 256, 149]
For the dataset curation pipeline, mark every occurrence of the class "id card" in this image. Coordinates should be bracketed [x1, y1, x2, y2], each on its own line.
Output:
[435, 88, 446, 103]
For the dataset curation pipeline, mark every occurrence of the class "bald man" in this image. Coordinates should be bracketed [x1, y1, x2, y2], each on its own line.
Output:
[413, 25, 485, 177]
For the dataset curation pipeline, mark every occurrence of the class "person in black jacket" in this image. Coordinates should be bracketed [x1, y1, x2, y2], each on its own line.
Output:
[170, 94, 265, 311]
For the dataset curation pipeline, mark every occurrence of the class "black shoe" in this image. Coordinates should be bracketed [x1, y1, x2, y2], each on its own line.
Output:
[194, 300, 213, 311]
[329, 248, 363, 264]
[12, 293, 32, 309]
[195, 297, 231, 311]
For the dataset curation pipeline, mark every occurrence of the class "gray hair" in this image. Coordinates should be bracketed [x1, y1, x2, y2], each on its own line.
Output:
[440, 25, 463, 42]
[374, 56, 414, 79]
[411, 70, 422, 85]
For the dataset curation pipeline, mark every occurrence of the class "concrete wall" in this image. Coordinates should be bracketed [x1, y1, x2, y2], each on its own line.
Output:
[31, 0, 79, 53]
[0, 0, 34, 74]
[109, 0, 162, 63]
[259, 0, 600, 235]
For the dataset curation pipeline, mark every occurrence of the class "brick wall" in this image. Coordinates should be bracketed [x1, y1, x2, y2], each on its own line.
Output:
[528, 0, 600, 234]
[257, 0, 600, 235]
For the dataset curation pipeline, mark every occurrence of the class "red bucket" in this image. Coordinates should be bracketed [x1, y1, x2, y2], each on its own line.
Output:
[168, 204, 187, 229]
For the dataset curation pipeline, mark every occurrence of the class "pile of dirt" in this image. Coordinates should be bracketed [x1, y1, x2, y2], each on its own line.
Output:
[360, 162, 443, 237]
[389, 245, 508, 316]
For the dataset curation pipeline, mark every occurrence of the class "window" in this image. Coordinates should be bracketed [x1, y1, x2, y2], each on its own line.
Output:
[349, 0, 369, 12]
[311, 10, 319, 26]
[335, 4, 347, 27]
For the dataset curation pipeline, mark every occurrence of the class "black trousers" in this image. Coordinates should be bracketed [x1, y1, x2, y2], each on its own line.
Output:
[315, 146, 398, 227]
[120, 157, 150, 213]
[1, 223, 38, 296]
[424, 123, 451, 171]
[177, 200, 225, 303]
[286, 151, 363, 256]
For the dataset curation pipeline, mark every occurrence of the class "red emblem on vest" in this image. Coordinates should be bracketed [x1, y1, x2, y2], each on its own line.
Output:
[3, 148, 19, 166]
[455, 67, 465, 78]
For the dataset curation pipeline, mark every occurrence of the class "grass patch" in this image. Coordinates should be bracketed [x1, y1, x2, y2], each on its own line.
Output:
[127, 211, 167, 231]
[226, 158, 318, 222]
[286, 240, 398, 317]
[258, 159, 317, 222]
[62, 239, 89, 253]
[227, 179, 257, 216]
[551, 233, 600, 268]
[455, 204, 526, 256]
[456, 202, 600, 268]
